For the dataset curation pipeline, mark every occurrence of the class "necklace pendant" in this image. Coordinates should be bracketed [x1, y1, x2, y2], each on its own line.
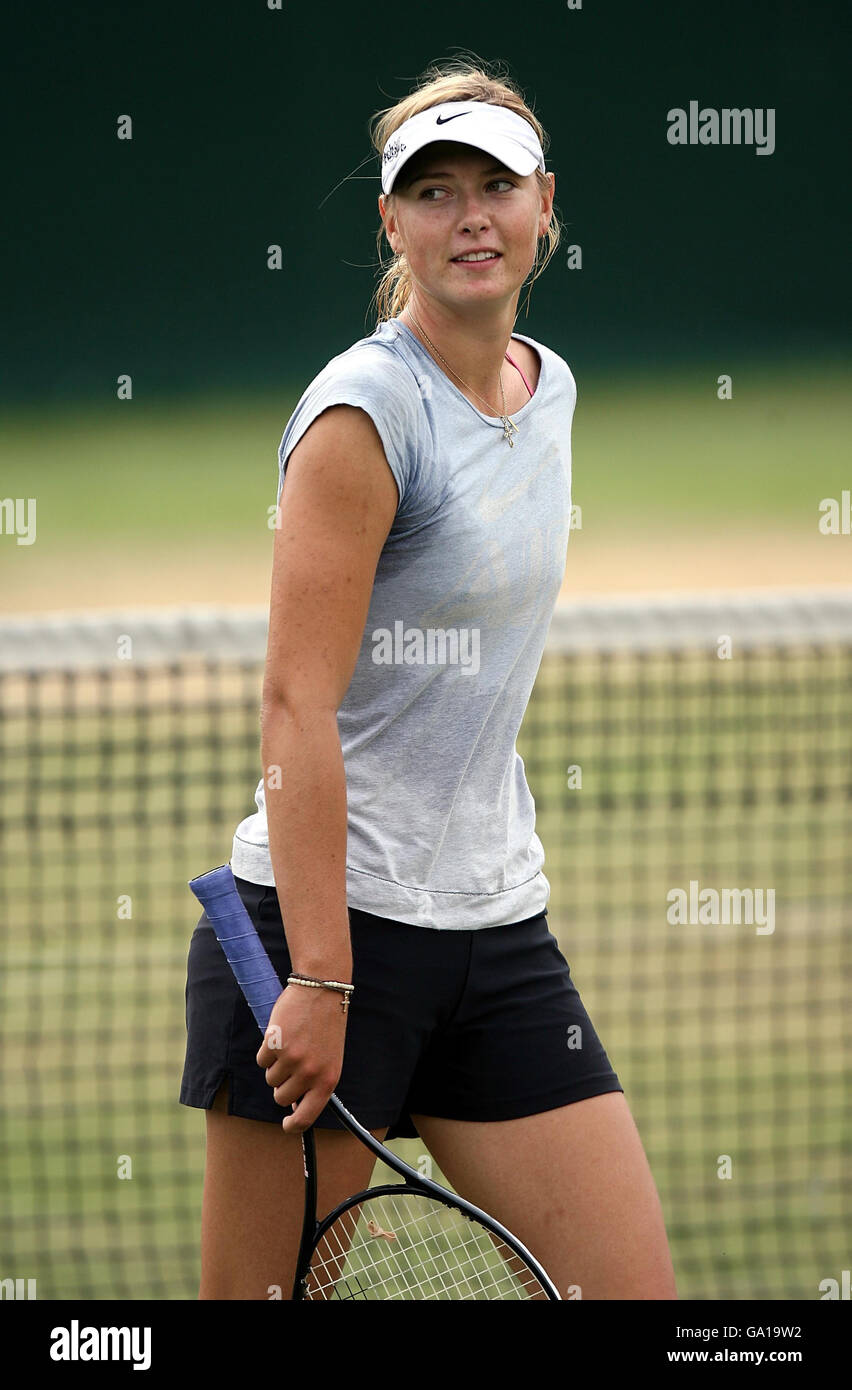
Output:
[501, 414, 519, 447]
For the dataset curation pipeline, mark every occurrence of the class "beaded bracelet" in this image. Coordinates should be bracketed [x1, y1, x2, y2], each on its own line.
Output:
[287, 973, 355, 1015]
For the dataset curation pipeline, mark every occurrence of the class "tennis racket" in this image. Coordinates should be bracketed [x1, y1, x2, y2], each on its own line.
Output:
[189, 864, 561, 1301]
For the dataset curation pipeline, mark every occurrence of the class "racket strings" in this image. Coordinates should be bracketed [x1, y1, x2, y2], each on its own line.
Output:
[305, 1191, 549, 1300]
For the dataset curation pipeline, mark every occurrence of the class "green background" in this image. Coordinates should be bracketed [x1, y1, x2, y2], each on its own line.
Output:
[4, 0, 849, 405]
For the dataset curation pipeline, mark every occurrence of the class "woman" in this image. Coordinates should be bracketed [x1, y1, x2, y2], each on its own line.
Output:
[180, 57, 678, 1301]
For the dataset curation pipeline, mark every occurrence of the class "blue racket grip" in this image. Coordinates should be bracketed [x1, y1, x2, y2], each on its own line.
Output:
[188, 865, 284, 1034]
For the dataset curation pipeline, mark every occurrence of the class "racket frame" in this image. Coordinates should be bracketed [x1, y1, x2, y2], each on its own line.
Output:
[301, 1180, 547, 1301]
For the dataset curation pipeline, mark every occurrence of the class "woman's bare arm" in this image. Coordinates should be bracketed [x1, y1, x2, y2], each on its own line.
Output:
[256, 403, 400, 1130]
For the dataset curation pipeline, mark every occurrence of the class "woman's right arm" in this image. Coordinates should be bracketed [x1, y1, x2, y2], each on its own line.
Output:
[255, 404, 400, 1133]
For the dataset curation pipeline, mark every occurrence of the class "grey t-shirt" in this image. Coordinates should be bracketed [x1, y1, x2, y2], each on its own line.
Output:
[230, 316, 576, 929]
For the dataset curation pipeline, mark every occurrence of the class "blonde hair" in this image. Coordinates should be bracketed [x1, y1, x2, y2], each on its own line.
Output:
[369, 56, 560, 324]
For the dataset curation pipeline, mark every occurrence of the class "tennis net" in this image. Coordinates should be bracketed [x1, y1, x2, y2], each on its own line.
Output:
[0, 589, 849, 1299]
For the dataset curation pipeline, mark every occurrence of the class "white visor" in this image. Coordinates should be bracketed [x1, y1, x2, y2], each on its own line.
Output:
[381, 100, 545, 195]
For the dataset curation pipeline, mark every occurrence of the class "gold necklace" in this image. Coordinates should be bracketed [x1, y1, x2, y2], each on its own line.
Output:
[406, 310, 520, 447]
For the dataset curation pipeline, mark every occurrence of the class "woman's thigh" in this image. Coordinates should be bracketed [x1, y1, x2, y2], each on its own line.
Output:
[199, 1082, 387, 1300]
[411, 1091, 677, 1301]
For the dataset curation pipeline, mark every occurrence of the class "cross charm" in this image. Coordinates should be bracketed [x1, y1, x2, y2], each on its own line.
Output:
[501, 414, 519, 447]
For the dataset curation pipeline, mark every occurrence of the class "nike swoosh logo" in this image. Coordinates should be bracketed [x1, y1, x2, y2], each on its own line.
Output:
[436, 112, 470, 125]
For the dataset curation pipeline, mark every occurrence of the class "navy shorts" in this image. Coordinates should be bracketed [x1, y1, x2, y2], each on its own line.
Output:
[179, 874, 623, 1140]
